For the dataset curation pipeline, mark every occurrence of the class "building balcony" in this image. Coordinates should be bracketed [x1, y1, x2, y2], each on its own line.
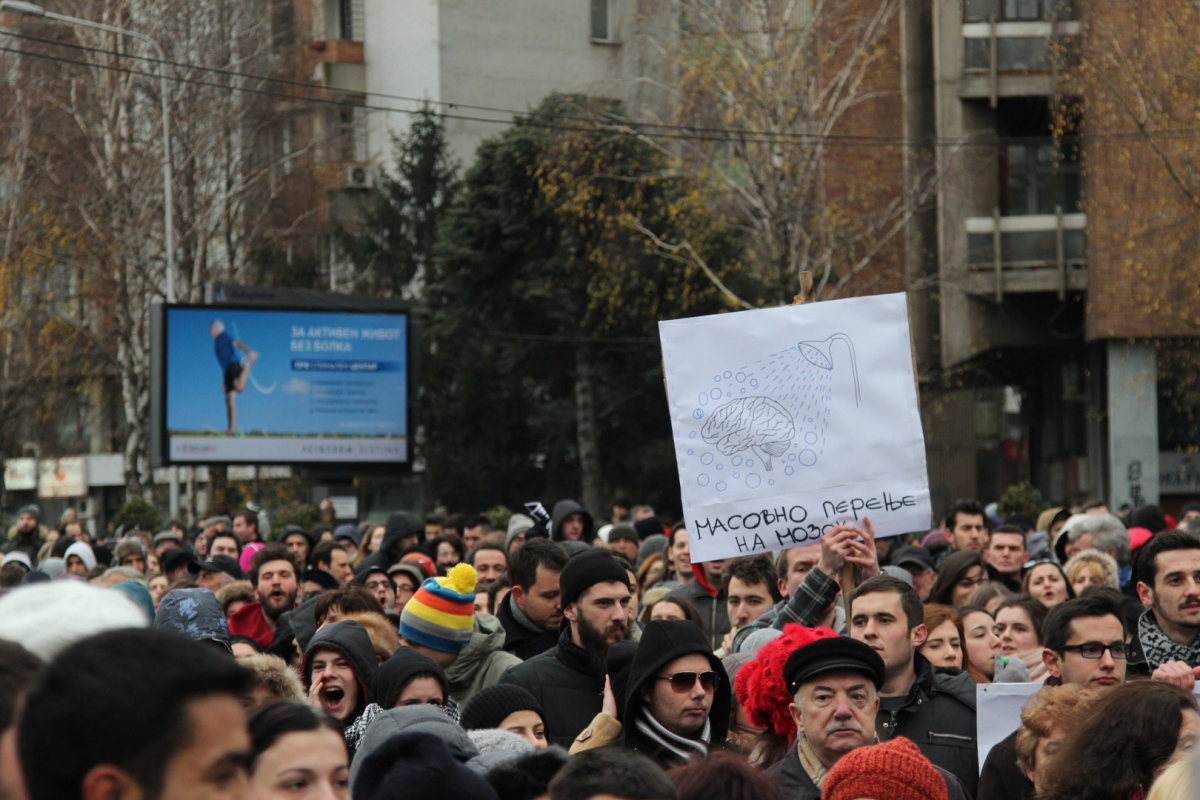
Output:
[306, 39, 364, 65]
[960, 19, 1080, 103]
[963, 210, 1087, 300]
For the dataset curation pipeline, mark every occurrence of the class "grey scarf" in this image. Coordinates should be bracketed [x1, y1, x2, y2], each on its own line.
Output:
[507, 594, 549, 635]
[633, 710, 711, 762]
[1138, 609, 1200, 668]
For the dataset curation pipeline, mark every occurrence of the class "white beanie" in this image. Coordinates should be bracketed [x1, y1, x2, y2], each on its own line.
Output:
[64, 541, 97, 571]
[0, 581, 148, 660]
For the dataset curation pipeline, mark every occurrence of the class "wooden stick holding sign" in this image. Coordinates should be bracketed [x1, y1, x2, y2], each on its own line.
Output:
[791, 270, 859, 619]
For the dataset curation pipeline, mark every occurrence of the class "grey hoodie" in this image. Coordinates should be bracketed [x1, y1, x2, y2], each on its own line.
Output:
[445, 613, 523, 705]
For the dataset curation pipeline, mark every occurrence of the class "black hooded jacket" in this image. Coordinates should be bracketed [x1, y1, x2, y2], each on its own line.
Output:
[370, 647, 450, 709]
[550, 500, 595, 544]
[611, 620, 730, 770]
[303, 620, 378, 729]
[355, 512, 423, 576]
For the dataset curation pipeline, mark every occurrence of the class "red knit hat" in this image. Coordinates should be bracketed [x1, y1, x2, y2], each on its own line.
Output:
[735, 623, 839, 742]
[823, 737, 948, 800]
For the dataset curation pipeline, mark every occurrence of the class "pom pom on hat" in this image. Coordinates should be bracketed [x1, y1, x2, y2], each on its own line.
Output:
[400, 563, 478, 654]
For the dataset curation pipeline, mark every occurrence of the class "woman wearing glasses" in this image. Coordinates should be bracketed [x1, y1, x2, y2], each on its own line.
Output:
[929, 551, 991, 608]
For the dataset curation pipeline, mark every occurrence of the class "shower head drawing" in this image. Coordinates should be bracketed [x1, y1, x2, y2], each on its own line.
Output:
[797, 333, 860, 407]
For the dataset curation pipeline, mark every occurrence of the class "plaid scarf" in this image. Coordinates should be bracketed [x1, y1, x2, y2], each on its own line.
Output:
[1137, 609, 1200, 669]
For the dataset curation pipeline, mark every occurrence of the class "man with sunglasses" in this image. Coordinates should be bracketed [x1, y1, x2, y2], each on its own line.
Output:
[613, 619, 730, 770]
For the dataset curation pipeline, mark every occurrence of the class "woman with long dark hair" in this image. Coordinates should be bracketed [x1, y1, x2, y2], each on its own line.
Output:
[929, 551, 990, 607]
[1041, 681, 1200, 800]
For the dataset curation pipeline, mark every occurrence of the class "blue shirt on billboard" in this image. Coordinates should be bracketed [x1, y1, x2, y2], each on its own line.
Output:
[214, 332, 240, 371]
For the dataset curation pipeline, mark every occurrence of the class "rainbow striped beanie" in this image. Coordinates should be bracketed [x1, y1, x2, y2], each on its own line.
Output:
[399, 563, 477, 654]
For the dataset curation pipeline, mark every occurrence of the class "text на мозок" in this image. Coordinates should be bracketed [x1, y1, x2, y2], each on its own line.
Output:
[691, 491, 917, 554]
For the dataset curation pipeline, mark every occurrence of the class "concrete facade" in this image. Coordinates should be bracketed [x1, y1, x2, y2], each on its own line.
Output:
[362, 0, 671, 165]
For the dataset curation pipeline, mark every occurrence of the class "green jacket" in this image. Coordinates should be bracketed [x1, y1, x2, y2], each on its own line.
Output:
[445, 613, 523, 705]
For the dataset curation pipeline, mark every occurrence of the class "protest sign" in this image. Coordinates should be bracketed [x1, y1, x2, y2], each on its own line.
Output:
[659, 293, 931, 563]
[976, 682, 1041, 774]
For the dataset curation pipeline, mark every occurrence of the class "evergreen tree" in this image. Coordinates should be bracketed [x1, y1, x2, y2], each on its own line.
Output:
[338, 106, 460, 298]
[422, 94, 751, 513]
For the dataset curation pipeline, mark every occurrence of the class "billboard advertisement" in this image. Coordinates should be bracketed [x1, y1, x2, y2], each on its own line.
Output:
[161, 305, 409, 464]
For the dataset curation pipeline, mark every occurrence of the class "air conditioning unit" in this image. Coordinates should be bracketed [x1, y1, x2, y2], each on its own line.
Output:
[342, 163, 376, 190]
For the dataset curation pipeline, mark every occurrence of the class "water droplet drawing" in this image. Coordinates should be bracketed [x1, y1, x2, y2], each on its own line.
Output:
[690, 333, 859, 492]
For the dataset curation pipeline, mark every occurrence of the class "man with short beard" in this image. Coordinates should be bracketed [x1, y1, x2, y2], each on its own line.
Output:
[501, 549, 631, 748]
[229, 544, 299, 648]
[0, 505, 43, 561]
[1129, 530, 1200, 673]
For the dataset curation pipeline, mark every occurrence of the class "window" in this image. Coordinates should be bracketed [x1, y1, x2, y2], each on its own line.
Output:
[591, 0, 613, 41]
[338, 0, 363, 41]
[963, 0, 1073, 21]
[1004, 142, 1080, 216]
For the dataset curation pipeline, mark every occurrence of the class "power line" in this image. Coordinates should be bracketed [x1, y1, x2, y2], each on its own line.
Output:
[2, 28, 1185, 149]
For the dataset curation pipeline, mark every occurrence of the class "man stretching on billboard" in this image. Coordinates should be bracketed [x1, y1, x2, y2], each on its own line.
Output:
[210, 319, 258, 434]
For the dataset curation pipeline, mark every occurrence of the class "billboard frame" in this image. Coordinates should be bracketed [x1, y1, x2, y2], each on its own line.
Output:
[150, 294, 416, 469]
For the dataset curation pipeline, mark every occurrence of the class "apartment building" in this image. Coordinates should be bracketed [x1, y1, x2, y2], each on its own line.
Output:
[925, 0, 1199, 514]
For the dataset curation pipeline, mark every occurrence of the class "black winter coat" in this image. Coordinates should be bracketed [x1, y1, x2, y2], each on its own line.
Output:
[876, 656, 979, 797]
[977, 728, 1033, 800]
[499, 626, 604, 748]
[496, 593, 559, 661]
[765, 742, 972, 800]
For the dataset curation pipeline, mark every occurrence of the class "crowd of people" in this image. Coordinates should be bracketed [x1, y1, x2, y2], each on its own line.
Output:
[1, 495, 1200, 800]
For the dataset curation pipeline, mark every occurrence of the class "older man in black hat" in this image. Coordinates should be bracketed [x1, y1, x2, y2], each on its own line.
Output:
[765, 636, 969, 800]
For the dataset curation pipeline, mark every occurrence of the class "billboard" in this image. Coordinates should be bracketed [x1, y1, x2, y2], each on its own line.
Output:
[158, 304, 409, 465]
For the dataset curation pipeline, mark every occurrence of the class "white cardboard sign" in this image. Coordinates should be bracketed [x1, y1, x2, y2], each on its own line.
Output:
[659, 293, 932, 563]
[975, 682, 1041, 774]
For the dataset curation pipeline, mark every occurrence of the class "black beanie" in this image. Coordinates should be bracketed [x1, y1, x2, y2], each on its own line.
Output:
[460, 684, 546, 733]
[559, 549, 631, 608]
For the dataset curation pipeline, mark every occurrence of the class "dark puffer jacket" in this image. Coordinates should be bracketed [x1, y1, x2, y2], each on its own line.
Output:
[611, 620, 730, 770]
[875, 654, 979, 797]
[499, 625, 604, 748]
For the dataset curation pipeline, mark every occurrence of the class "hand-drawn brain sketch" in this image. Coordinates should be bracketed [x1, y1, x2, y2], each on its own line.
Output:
[701, 396, 796, 472]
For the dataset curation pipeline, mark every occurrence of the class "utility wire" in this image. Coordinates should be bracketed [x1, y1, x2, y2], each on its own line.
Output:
[0, 28, 1172, 148]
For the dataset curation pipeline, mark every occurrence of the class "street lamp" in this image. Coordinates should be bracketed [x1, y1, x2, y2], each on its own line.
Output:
[2, 0, 181, 516]
[0, 0, 176, 304]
